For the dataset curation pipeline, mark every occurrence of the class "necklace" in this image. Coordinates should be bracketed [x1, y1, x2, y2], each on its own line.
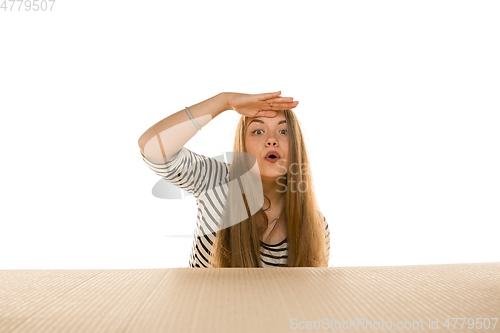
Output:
[263, 209, 284, 244]
[267, 216, 280, 226]
[267, 213, 281, 226]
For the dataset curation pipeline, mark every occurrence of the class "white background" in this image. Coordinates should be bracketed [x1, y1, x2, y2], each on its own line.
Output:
[1, 0, 498, 269]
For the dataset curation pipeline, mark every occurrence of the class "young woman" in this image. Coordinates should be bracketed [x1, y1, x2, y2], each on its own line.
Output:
[138, 91, 330, 268]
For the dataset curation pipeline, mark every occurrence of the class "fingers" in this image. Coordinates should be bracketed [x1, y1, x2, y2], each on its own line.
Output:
[268, 97, 294, 103]
[267, 100, 299, 110]
[259, 91, 281, 100]
[255, 91, 298, 112]
[261, 96, 298, 110]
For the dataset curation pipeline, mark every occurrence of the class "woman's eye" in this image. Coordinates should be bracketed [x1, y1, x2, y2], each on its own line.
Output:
[251, 129, 287, 135]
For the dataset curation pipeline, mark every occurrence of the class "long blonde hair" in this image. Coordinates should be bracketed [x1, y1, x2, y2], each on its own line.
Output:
[210, 109, 328, 267]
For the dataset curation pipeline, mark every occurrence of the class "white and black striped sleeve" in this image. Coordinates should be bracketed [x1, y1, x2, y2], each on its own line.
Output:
[140, 147, 229, 198]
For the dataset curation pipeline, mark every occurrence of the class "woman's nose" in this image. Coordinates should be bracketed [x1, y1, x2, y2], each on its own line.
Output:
[266, 139, 278, 147]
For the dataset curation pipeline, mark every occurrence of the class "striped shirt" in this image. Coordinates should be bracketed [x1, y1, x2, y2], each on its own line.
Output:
[141, 146, 330, 267]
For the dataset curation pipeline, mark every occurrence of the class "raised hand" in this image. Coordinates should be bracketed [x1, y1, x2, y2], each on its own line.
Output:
[226, 91, 299, 118]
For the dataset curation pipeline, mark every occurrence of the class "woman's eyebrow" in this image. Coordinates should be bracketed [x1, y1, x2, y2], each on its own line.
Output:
[247, 119, 286, 127]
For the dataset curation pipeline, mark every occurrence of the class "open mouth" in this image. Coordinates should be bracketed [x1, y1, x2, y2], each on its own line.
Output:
[264, 151, 280, 163]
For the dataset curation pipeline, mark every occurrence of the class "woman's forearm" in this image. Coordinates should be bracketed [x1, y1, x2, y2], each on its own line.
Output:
[138, 92, 230, 164]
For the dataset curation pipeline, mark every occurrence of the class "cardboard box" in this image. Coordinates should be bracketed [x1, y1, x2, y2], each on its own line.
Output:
[1, 262, 498, 332]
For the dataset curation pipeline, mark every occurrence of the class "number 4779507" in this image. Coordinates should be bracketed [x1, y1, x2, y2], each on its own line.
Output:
[443, 318, 498, 330]
[1, 0, 56, 12]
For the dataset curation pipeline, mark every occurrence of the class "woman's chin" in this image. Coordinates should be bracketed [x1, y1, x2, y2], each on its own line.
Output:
[255, 161, 285, 179]
[259, 170, 286, 181]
